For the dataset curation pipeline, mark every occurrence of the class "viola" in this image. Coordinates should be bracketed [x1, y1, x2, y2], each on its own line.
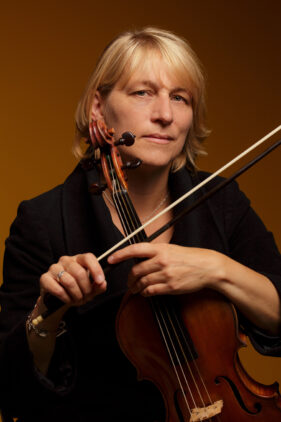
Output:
[35, 119, 281, 420]
[88, 120, 281, 421]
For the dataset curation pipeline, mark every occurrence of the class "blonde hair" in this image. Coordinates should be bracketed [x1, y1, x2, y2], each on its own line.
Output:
[74, 27, 210, 171]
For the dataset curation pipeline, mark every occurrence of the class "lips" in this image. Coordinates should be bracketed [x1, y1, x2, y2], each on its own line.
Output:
[143, 133, 174, 143]
[145, 133, 173, 140]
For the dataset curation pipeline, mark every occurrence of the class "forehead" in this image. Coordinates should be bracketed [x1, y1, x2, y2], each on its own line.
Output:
[117, 52, 193, 93]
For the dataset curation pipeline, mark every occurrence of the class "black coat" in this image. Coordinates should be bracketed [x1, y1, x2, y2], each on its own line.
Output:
[1, 164, 281, 421]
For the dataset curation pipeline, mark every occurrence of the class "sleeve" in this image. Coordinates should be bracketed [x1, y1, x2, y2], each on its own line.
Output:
[0, 200, 75, 415]
[223, 181, 281, 356]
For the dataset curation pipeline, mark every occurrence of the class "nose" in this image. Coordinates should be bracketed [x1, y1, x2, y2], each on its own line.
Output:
[151, 94, 173, 126]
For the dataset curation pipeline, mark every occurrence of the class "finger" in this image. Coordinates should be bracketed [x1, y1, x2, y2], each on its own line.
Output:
[140, 281, 185, 297]
[76, 253, 106, 286]
[129, 270, 168, 293]
[141, 284, 169, 297]
[63, 261, 92, 296]
[127, 258, 161, 289]
[40, 272, 73, 304]
[88, 280, 107, 300]
[55, 270, 87, 302]
[49, 262, 88, 303]
[108, 243, 159, 264]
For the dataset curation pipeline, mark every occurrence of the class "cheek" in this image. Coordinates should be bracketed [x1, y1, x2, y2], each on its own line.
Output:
[104, 108, 132, 139]
[177, 112, 193, 148]
[103, 105, 118, 128]
[184, 109, 193, 129]
[180, 111, 193, 139]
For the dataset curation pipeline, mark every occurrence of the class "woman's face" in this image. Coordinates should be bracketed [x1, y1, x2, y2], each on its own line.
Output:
[92, 57, 193, 171]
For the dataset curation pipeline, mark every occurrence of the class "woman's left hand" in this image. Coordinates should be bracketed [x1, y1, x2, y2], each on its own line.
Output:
[108, 243, 225, 296]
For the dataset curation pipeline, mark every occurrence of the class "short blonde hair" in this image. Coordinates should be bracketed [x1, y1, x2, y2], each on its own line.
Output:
[74, 27, 210, 170]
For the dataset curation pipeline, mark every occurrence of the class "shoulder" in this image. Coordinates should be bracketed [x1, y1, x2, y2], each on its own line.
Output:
[13, 183, 65, 240]
[16, 164, 86, 220]
[19, 184, 63, 215]
[189, 169, 253, 241]
[7, 165, 86, 247]
[195, 169, 250, 207]
[172, 167, 251, 216]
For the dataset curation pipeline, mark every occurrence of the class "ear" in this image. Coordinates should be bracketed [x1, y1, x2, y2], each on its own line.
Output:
[91, 91, 105, 121]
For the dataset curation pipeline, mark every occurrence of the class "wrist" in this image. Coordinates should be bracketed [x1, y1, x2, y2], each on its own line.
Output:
[206, 251, 229, 290]
[27, 312, 66, 338]
[26, 296, 67, 339]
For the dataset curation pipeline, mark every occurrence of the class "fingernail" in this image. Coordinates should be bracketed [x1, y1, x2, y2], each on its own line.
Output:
[96, 274, 105, 283]
[108, 255, 114, 263]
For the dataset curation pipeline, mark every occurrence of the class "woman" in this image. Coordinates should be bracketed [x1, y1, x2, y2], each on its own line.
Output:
[0, 27, 281, 422]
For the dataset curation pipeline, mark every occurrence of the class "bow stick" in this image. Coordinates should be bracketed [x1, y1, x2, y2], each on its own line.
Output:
[33, 125, 281, 325]
[97, 125, 281, 261]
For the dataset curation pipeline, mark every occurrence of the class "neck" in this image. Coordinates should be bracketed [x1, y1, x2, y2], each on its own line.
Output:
[126, 165, 170, 214]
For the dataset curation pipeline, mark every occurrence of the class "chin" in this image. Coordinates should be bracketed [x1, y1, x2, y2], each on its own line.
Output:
[119, 145, 178, 170]
[138, 157, 174, 171]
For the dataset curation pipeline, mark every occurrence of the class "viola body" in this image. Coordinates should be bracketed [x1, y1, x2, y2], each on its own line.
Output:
[88, 119, 281, 421]
[116, 289, 281, 421]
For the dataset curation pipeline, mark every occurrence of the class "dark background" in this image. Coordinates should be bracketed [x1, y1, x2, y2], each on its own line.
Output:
[0, 0, 280, 400]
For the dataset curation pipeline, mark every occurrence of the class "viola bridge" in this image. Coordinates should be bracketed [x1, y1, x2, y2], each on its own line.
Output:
[190, 399, 223, 421]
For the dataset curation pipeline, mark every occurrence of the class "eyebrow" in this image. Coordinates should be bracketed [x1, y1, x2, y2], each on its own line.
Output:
[129, 80, 193, 98]
[171, 87, 193, 99]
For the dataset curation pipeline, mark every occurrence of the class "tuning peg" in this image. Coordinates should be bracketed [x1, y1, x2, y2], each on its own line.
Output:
[81, 157, 100, 171]
[122, 159, 142, 170]
[89, 183, 107, 195]
[114, 132, 135, 147]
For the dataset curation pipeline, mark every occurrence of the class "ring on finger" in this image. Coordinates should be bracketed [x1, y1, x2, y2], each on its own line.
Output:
[57, 270, 66, 282]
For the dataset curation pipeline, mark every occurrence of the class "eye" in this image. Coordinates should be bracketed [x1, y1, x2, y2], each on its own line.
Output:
[171, 94, 190, 105]
[132, 90, 149, 97]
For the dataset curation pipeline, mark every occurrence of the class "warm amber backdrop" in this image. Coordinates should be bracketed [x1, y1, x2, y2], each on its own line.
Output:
[0, 0, 280, 410]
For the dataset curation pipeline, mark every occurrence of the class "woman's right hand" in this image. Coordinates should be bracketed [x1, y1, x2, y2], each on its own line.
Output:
[26, 253, 106, 374]
[39, 253, 107, 308]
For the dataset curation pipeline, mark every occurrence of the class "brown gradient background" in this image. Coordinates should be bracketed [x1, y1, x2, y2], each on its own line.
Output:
[0, 0, 281, 410]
